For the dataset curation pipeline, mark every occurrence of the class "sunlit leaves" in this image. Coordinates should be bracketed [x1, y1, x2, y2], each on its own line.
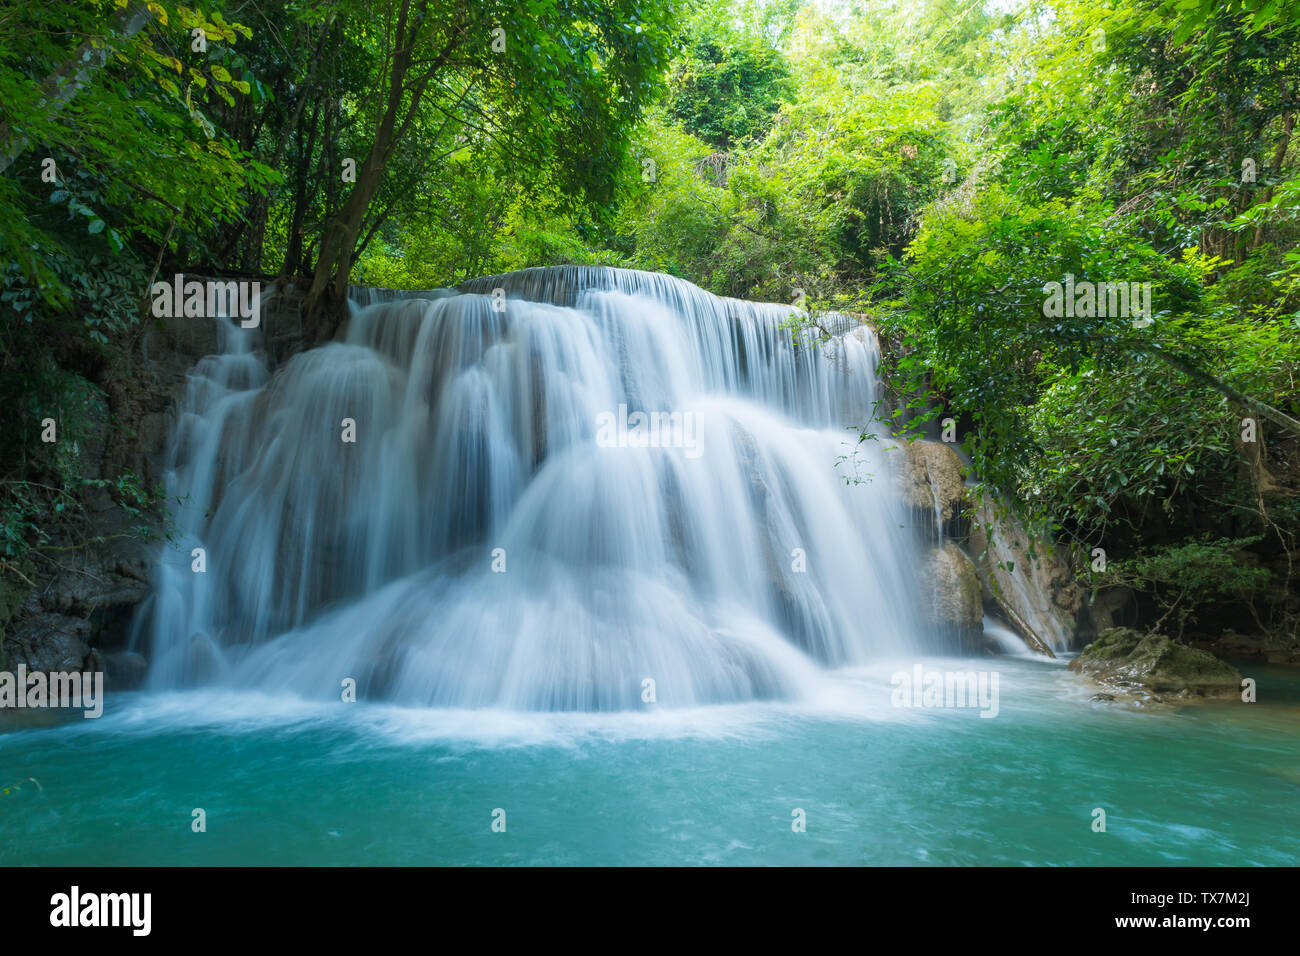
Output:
[0, 0, 267, 334]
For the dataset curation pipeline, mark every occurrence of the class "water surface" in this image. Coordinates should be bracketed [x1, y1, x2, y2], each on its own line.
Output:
[3, 657, 1296, 866]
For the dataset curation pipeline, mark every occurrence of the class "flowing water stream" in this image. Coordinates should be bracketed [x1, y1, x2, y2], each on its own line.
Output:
[145, 266, 927, 707]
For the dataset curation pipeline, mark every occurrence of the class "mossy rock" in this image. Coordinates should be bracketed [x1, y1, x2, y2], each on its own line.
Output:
[1069, 627, 1243, 699]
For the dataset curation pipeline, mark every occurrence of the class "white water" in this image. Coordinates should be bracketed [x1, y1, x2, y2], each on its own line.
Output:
[982, 615, 1040, 658]
[140, 267, 935, 710]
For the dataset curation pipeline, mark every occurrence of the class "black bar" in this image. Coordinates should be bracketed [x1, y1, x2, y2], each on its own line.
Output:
[4, 866, 1284, 941]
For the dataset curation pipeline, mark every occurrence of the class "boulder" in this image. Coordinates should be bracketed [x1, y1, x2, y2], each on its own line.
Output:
[920, 543, 984, 652]
[1068, 627, 1244, 699]
[37, 547, 151, 621]
[103, 650, 150, 690]
[1, 491, 155, 680]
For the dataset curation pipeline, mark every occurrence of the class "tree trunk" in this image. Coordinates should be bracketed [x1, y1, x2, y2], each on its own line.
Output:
[0, 3, 153, 175]
[302, 0, 422, 341]
[301, 1, 465, 342]
[1252, 107, 1294, 251]
[1136, 343, 1300, 439]
[280, 98, 322, 282]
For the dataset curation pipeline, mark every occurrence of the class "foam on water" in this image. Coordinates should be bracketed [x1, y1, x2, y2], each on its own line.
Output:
[35, 652, 1090, 752]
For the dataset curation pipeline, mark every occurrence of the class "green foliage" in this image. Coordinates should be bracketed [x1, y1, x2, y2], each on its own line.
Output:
[0, 1, 276, 567]
[1027, 360, 1234, 533]
[0, 0, 273, 307]
[1095, 536, 1276, 633]
[884, 187, 1203, 512]
[1153, 0, 1300, 44]
[611, 0, 971, 305]
[666, 23, 793, 149]
[876, 0, 1300, 581]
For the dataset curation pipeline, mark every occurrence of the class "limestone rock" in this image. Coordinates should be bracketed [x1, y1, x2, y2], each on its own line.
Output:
[1068, 628, 1244, 699]
[889, 440, 967, 523]
[921, 542, 984, 651]
[1189, 628, 1300, 666]
[968, 491, 1080, 654]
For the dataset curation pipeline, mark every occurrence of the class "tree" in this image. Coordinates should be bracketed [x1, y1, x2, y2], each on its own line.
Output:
[298, 0, 677, 341]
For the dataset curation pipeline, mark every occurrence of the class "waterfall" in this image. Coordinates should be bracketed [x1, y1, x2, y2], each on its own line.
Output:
[139, 267, 934, 710]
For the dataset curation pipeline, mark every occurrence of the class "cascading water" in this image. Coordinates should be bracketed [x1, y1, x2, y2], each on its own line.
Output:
[139, 266, 934, 710]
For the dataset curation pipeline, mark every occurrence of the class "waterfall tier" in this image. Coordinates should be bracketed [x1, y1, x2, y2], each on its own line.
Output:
[143, 267, 929, 709]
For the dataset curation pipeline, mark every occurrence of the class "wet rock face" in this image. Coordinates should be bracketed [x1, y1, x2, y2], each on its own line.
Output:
[0, 319, 204, 680]
[100, 650, 149, 690]
[6, 614, 92, 672]
[2, 533, 152, 676]
[1068, 627, 1244, 700]
[889, 440, 967, 531]
[921, 542, 984, 652]
[37, 544, 152, 623]
[877, 440, 1081, 657]
[968, 492, 1082, 654]
[1189, 627, 1300, 666]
